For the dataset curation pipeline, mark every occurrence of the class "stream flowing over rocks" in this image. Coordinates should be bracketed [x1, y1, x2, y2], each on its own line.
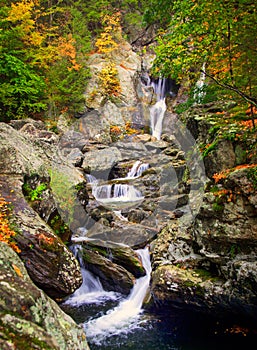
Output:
[1, 37, 257, 348]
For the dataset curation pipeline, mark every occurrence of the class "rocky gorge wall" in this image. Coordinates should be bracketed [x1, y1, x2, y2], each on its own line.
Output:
[1, 35, 257, 348]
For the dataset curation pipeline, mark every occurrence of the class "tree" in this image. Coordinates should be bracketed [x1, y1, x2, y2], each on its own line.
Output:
[0, 0, 89, 121]
[146, 0, 257, 107]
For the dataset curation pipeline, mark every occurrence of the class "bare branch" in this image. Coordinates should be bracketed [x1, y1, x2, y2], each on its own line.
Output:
[201, 70, 257, 108]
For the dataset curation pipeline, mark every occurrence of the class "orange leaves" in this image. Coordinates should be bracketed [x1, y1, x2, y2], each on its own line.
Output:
[0, 196, 21, 254]
[12, 263, 23, 278]
[38, 232, 54, 245]
[110, 125, 122, 135]
[239, 119, 257, 129]
[213, 164, 257, 183]
[58, 36, 76, 60]
[213, 189, 234, 202]
[57, 35, 81, 71]
[213, 170, 230, 183]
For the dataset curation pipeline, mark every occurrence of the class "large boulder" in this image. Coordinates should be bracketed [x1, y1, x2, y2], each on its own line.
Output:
[81, 246, 135, 295]
[0, 121, 85, 298]
[0, 242, 90, 350]
[0, 176, 82, 299]
[82, 240, 146, 278]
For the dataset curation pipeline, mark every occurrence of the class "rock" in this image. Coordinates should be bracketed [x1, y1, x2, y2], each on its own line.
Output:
[150, 176, 257, 321]
[86, 220, 156, 249]
[0, 123, 54, 177]
[82, 147, 122, 174]
[0, 242, 90, 350]
[84, 240, 146, 278]
[204, 140, 236, 178]
[0, 176, 82, 299]
[81, 246, 135, 295]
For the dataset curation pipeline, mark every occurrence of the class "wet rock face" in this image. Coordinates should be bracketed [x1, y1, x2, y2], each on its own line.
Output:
[0, 242, 90, 350]
[150, 167, 257, 322]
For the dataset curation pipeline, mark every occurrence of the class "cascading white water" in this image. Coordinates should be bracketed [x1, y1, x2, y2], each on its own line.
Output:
[150, 78, 169, 140]
[127, 160, 149, 178]
[89, 160, 148, 210]
[150, 99, 167, 140]
[84, 246, 152, 344]
[69, 161, 152, 342]
[64, 244, 119, 305]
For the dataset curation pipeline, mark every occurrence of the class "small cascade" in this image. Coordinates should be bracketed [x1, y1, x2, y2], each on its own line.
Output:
[84, 246, 152, 344]
[88, 160, 148, 210]
[194, 62, 206, 104]
[92, 183, 144, 210]
[64, 244, 118, 305]
[127, 160, 149, 178]
[86, 173, 98, 185]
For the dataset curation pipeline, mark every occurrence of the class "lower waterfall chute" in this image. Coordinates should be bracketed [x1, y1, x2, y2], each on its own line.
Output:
[84, 246, 151, 344]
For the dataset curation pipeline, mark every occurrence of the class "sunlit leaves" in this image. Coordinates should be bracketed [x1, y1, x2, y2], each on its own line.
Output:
[148, 0, 257, 107]
[95, 12, 121, 54]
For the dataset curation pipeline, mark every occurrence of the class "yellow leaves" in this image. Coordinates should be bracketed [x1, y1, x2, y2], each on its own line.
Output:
[98, 63, 121, 97]
[6, 0, 43, 48]
[0, 195, 21, 254]
[95, 12, 122, 55]
[7, 0, 35, 23]
[12, 263, 23, 278]
[29, 31, 44, 46]
[95, 31, 118, 54]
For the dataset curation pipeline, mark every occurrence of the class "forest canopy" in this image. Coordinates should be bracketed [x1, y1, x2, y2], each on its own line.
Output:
[0, 0, 256, 122]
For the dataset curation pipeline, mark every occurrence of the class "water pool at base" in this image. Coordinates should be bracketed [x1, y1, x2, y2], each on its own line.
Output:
[61, 300, 257, 350]
[60, 246, 257, 350]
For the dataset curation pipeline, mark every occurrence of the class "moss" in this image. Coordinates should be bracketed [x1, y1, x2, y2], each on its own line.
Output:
[247, 166, 257, 189]
[212, 202, 224, 212]
[0, 318, 57, 350]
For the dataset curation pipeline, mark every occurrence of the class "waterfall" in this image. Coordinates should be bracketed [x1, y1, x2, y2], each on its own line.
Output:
[149, 78, 168, 140]
[194, 62, 206, 104]
[89, 160, 148, 210]
[150, 99, 167, 140]
[84, 246, 152, 344]
[64, 161, 153, 345]
[149, 77, 179, 140]
[64, 244, 118, 305]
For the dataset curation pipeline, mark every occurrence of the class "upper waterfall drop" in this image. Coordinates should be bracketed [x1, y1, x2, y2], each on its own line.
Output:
[149, 77, 179, 140]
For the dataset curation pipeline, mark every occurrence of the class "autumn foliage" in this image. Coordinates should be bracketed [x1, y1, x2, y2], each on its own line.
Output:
[213, 164, 257, 183]
[0, 195, 21, 253]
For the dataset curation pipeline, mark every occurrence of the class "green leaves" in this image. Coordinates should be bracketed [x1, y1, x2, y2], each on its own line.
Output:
[147, 0, 257, 107]
[0, 54, 47, 121]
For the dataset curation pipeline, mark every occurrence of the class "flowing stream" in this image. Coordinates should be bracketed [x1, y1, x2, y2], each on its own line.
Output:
[84, 247, 151, 345]
[63, 161, 153, 346]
